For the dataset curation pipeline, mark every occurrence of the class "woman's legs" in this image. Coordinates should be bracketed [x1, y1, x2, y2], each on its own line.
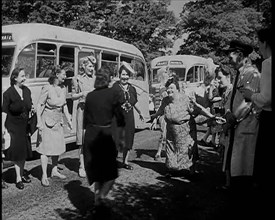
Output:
[40, 154, 50, 186]
[122, 148, 133, 170]
[94, 180, 115, 206]
[78, 145, 86, 178]
[14, 160, 24, 183]
[51, 155, 66, 179]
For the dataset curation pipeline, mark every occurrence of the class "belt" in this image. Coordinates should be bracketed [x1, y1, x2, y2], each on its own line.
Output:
[91, 124, 111, 128]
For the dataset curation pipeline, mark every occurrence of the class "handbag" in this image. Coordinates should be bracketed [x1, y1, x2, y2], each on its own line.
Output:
[2, 131, 11, 150]
[28, 112, 38, 135]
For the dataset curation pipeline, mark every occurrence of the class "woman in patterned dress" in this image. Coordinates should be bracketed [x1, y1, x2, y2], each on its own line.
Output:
[71, 55, 96, 178]
[36, 66, 72, 187]
[151, 76, 217, 177]
[2, 67, 33, 189]
[112, 62, 144, 170]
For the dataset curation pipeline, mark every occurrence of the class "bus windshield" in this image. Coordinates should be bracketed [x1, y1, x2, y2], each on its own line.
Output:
[152, 67, 186, 83]
[2, 47, 14, 77]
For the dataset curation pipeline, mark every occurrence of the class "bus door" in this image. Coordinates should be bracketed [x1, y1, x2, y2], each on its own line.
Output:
[183, 65, 206, 96]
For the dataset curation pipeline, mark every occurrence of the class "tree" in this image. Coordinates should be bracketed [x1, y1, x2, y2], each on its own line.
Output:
[2, 0, 176, 64]
[176, 0, 269, 67]
[99, 0, 177, 63]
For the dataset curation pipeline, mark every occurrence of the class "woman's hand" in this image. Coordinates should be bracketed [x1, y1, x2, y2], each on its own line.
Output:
[139, 113, 144, 121]
[37, 121, 44, 131]
[150, 118, 158, 130]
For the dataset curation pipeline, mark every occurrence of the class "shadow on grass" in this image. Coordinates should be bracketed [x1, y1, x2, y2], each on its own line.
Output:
[55, 180, 95, 220]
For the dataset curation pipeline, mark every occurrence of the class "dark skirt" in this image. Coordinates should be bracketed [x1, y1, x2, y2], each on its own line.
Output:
[4, 118, 32, 161]
[83, 125, 118, 185]
[123, 109, 135, 150]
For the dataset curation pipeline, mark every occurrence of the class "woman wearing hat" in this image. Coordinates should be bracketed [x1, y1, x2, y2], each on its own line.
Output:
[71, 55, 97, 177]
[112, 62, 144, 170]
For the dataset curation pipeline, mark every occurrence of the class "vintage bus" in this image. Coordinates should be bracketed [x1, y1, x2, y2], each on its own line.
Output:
[2, 23, 150, 148]
[149, 55, 218, 111]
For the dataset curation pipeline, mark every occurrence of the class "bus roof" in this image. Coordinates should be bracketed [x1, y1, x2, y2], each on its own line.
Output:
[151, 55, 211, 68]
[2, 23, 144, 59]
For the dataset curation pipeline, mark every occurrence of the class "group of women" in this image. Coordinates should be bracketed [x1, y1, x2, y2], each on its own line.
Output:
[2, 55, 142, 193]
[2, 26, 271, 218]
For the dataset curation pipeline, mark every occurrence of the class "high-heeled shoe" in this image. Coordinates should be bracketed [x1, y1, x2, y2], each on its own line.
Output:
[51, 170, 66, 179]
[41, 178, 49, 187]
[15, 181, 24, 190]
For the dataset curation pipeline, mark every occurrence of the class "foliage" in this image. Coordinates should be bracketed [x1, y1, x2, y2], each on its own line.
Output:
[176, 0, 269, 67]
[1, 0, 176, 65]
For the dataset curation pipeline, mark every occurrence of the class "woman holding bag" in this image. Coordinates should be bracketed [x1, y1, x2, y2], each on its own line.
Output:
[36, 65, 72, 187]
[2, 67, 33, 190]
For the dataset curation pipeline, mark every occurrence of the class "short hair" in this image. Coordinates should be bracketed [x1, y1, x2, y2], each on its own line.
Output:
[94, 68, 111, 89]
[215, 66, 230, 77]
[48, 65, 63, 84]
[10, 67, 24, 86]
[203, 71, 214, 86]
[257, 27, 272, 47]
[165, 76, 180, 91]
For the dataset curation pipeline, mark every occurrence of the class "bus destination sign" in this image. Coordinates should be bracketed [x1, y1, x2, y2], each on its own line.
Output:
[156, 61, 168, 66]
[2, 33, 13, 42]
[170, 61, 183, 65]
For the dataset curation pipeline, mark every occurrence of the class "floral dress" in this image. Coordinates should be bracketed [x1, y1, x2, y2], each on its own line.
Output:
[157, 94, 203, 171]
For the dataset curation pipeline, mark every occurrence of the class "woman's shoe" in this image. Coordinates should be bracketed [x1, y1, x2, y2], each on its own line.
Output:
[2, 180, 8, 189]
[51, 170, 66, 179]
[122, 163, 133, 170]
[41, 178, 50, 187]
[22, 175, 31, 183]
[15, 181, 24, 190]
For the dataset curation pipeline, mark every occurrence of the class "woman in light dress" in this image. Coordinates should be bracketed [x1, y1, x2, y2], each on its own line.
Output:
[71, 55, 96, 178]
[36, 66, 72, 187]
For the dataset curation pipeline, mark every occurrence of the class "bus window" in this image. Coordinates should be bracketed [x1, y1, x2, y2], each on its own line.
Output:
[16, 43, 36, 79]
[186, 66, 195, 82]
[152, 68, 160, 83]
[36, 43, 57, 78]
[60, 46, 75, 95]
[101, 52, 118, 78]
[133, 59, 145, 81]
[2, 47, 14, 77]
[169, 68, 186, 81]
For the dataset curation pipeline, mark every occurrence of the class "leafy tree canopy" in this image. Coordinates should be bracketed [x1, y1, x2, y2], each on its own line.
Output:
[2, 0, 176, 64]
[176, 0, 271, 69]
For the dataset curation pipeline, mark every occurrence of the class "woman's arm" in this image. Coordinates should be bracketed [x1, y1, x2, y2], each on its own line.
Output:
[71, 77, 85, 100]
[36, 86, 49, 130]
[63, 104, 72, 130]
[133, 104, 144, 121]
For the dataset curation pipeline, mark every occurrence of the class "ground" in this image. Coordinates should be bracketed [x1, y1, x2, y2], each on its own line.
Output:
[2, 128, 269, 220]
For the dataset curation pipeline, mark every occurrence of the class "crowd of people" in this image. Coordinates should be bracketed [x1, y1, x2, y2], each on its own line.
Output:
[2, 27, 272, 218]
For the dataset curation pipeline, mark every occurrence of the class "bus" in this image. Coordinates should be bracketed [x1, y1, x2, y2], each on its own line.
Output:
[2, 23, 150, 148]
[149, 55, 218, 111]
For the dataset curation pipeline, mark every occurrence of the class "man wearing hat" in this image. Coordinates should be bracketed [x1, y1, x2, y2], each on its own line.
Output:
[71, 55, 97, 178]
[220, 40, 261, 189]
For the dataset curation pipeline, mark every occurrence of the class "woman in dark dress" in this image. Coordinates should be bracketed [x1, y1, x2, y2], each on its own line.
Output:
[112, 62, 144, 170]
[83, 68, 125, 213]
[2, 67, 33, 190]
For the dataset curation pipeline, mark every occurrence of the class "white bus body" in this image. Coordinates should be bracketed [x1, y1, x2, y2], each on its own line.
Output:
[150, 55, 218, 111]
[2, 23, 150, 149]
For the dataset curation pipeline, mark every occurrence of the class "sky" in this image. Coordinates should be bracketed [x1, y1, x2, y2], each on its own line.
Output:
[167, 0, 193, 54]
[167, 0, 191, 18]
